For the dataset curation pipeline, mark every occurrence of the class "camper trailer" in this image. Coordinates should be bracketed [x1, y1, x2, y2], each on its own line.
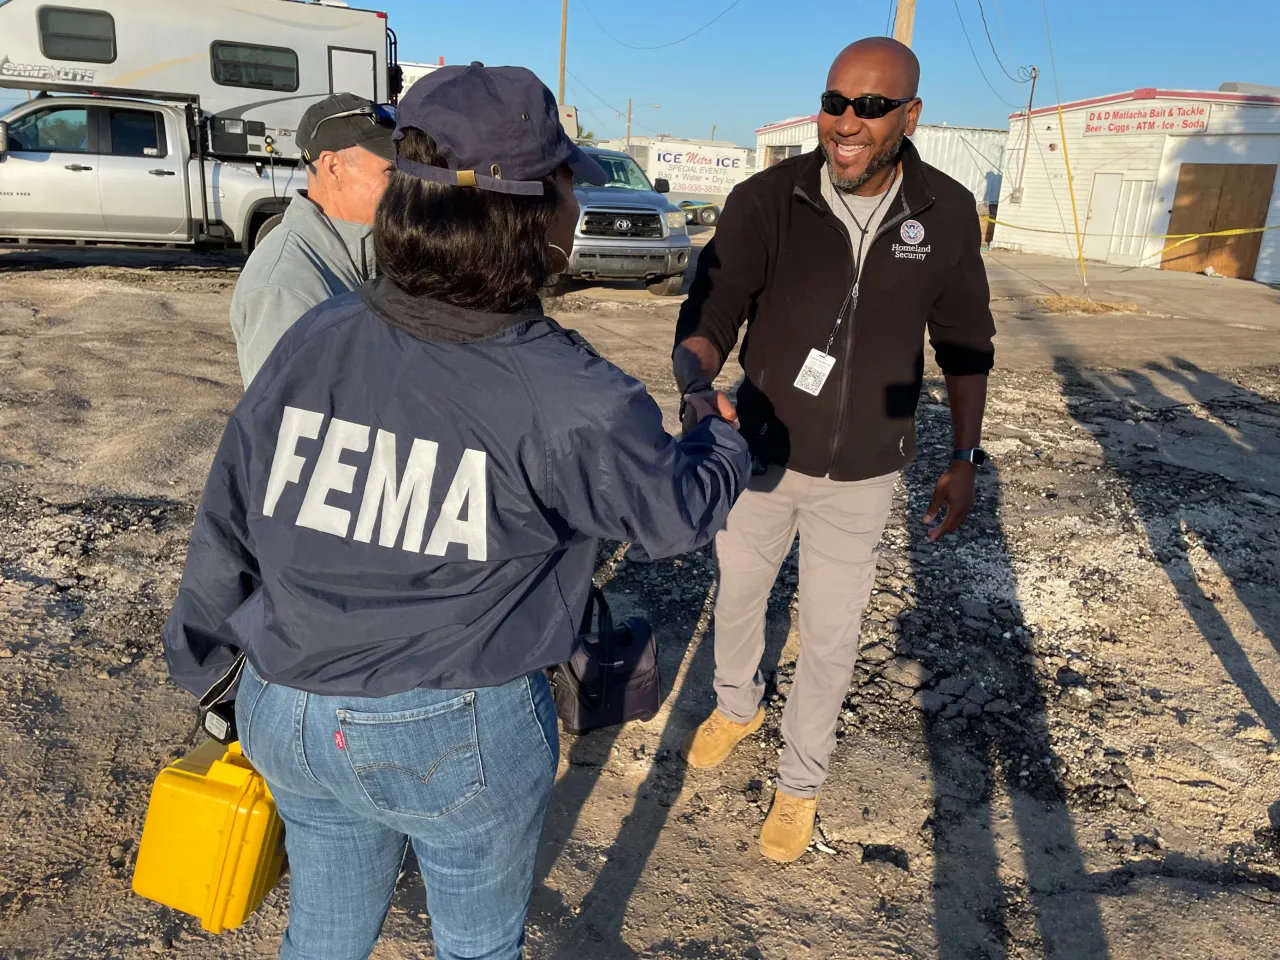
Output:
[0, 0, 399, 251]
[0, 0, 397, 160]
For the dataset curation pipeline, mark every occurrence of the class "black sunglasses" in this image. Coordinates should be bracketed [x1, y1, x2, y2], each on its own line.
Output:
[820, 91, 915, 120]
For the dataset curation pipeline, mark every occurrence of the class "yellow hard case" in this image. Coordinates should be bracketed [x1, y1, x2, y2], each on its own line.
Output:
[132, 739, 286, 933]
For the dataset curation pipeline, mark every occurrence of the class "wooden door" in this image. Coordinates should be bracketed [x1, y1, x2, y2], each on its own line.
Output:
[1162, 162, 1277, 279]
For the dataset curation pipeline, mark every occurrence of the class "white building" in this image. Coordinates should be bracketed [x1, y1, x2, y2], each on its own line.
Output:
[595, 136, 754, 201]
[754, 116, 1006, 204]
[992, 85, 1280, 283]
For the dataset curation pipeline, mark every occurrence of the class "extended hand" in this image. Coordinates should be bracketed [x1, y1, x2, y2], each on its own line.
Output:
[683, 390, 739, 434]
[923, 462, 976, 541]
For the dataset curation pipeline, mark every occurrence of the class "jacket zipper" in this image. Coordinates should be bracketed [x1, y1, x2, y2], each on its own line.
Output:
[823, 192, 931, 477]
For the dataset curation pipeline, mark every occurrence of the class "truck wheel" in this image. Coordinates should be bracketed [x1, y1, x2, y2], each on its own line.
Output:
[647, 275, 685, 297]
[697, 205, 720, 226]
[247, 213, 285, 254]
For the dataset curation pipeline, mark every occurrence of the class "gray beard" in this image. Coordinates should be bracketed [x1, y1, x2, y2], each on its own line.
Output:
[825, 132, 905, 192]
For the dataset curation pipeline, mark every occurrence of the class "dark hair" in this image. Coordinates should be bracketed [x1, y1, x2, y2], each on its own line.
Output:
[374, 129, 563, 312]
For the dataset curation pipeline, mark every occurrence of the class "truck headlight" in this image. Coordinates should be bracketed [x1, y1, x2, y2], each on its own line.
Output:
[665, 211, 686, 229]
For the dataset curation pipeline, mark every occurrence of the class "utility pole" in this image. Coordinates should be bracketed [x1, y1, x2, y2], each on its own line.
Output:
[893, 0, 916, 46]
[626, 97, 632, 148]
[557, 0, 568, 104]
[711, 123, 717, 141]
[1013, 66, 1039, 202]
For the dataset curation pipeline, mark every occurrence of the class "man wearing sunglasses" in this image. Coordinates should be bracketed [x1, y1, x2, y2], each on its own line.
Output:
[674, 37, 996, 862]
[230, 93, 395, 386]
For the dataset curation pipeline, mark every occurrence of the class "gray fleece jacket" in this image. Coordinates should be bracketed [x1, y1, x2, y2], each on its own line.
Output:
[229, 192, 373, 386]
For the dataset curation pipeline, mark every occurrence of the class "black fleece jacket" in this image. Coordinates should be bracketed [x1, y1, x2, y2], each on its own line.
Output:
[675, 140, 996, 481]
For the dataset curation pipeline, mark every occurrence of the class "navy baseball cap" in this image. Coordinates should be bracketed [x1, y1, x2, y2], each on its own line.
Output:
[393, 62, 606, 195]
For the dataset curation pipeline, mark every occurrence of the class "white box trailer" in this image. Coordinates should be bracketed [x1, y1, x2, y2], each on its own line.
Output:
[399, 59, 443, 93]
[0, 0, 396, 161]
[598, 136, 753, 202]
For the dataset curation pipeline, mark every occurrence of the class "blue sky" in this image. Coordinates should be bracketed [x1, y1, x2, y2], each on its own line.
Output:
[3, 0, 1275, 145]
[381, 0, 1278, 145]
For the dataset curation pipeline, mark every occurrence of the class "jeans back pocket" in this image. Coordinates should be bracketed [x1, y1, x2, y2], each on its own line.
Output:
[337, 693, 485, 820]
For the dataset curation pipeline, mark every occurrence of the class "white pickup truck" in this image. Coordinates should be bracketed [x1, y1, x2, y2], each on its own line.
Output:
[0, 95, 302, 252]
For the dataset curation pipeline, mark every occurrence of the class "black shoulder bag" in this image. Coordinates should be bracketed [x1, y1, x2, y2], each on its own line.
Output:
[550, 586, 662, 736]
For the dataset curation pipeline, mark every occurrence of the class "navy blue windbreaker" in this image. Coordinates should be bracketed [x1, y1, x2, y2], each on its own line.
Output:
[164, 278, 750, 698]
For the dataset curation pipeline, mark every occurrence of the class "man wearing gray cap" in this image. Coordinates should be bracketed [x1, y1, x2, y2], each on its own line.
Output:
[229, 93, 395, 387]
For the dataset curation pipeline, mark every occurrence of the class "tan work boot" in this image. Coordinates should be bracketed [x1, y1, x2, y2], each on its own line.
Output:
[681, 707, 765, 769]
[760, 790, 818, 863]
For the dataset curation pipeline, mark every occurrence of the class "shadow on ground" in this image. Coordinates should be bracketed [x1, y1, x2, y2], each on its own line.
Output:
[521, 539, 794, 957]
[900, 427, 1110, 958]
[1054, 356, 1280, 738]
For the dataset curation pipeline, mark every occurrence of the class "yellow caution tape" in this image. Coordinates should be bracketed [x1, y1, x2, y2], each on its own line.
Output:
[980, 217, 1280, 260]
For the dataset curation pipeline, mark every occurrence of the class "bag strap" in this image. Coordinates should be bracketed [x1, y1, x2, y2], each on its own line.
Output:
[577, 586, 615, 710]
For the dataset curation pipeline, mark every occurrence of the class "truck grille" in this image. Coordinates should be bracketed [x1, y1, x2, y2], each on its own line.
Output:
[581, 210, 664, 239]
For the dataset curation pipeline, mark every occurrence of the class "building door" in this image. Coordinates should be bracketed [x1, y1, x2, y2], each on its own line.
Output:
[1162, 162, 1277, 279]
[329, 48, 378, 100]
[1082, 172, 1124, 262]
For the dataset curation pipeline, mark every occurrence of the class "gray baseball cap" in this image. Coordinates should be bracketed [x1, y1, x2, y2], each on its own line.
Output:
[297, 93, 396, 164]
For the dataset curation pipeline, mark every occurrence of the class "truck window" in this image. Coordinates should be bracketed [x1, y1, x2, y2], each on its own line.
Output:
[578, 155, 653, 191]
[108, 109, 167, 158]
[38, 6, 116, 63]
[7, 106, 90, 153]
[211, 42, 299, 92]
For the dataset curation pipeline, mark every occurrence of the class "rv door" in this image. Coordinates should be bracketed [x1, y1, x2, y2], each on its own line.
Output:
[0, 103, 105, 238]
[329, 48, 378, 100]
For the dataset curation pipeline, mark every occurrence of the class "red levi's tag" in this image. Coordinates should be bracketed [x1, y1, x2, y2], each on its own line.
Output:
[334, 731, 346, 750]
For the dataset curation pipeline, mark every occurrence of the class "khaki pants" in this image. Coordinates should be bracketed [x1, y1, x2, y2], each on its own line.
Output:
[712, 466, 897, 797]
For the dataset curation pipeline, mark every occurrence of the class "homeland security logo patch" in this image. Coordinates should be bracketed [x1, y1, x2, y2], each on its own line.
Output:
[900, 219, 925, 245]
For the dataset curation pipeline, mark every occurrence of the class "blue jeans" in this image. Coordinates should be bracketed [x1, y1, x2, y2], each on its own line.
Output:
[236, 659, 559, 960]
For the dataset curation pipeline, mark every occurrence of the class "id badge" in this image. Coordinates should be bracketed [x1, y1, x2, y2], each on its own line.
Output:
[793, 349, 837, 397]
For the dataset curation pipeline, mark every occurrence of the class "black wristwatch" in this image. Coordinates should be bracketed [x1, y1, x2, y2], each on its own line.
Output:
[952, 447, 988, 467]
[679, 379, 715, 422]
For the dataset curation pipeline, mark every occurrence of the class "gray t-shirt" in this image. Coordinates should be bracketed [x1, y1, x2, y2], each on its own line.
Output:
[821, 163, 902, 276]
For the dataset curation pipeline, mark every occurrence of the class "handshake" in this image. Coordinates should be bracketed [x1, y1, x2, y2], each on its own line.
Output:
[680, 381, 739, 435]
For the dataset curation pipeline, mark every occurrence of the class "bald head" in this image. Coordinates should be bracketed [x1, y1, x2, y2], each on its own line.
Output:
[818, 36, 922, 195]
[828, 37, 920, 99]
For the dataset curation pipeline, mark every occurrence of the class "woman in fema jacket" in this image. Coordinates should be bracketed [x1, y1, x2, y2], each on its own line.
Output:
[164, 63, 747, 960]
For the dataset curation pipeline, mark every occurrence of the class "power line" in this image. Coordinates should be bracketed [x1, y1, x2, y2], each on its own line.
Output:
[884, 0, 898, 36]
[951, 0, 1022, 108]
[564, 68, 664, 137]
[975, 0, 1033, 83]
[990, 0, 1019, 72]
[578, 0, 745, 51]
[567, 95, 623, 139]
[1041, 0, 1066, 109]
[565, 67, 625, 114]
[1039, 0, 1087, 292]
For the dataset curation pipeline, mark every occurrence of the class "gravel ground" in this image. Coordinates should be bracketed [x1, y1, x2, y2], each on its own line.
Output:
[1, 249, 1278, 959]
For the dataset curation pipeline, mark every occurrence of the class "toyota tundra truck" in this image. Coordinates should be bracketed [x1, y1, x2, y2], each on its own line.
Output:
[570, 146, 693, 297]
[0, 95, 302, 252]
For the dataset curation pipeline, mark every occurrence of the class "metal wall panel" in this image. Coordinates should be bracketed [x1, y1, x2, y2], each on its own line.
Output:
[910, 125, 1007, 202]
